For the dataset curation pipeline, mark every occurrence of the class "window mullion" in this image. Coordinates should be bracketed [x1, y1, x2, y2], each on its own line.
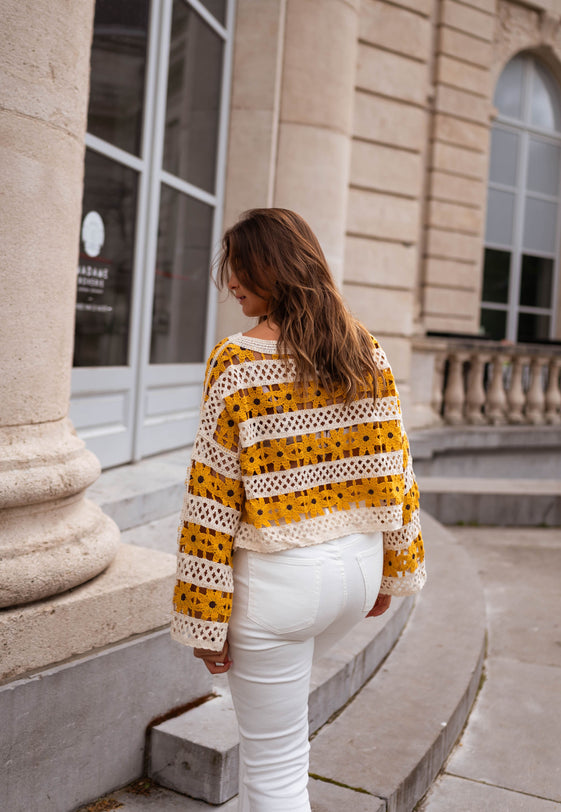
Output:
[132, 0, 174, 461]
[203, 0, 236, 358]
[506, 127, 526, 342]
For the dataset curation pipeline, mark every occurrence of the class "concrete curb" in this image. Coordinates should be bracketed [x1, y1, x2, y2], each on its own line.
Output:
[418, 476, 561, 525]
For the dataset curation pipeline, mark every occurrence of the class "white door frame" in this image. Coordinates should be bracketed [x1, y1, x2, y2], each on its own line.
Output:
[71, 0, 235, 467]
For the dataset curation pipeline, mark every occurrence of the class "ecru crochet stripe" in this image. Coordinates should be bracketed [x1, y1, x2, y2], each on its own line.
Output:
[170, 613, 228, 651]
[404, 458, 414, 495]
[181, 493, 241, 536]
[176, 552, 234, 592]
[382, 509, 421, 550]
[227, 334, 392, 373]
[380, 562, 426, 596]
[243, 450, 403, 499]
[238, 396, 400, 448]
[213, 357, 298, 401]
[192, 433, 242, 481]
[234, 504, 404, 551]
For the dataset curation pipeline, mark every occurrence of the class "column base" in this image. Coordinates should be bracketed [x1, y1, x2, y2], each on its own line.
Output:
[0, 418, 120, 608]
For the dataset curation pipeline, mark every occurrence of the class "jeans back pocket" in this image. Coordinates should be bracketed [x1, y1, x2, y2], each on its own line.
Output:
[247, 553, 322, 635]
[356, 544, 383, 613]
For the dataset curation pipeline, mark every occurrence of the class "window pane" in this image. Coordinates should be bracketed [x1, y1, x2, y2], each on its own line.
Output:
[87, 0, 150, 156]
[523, 197, 558, 254]
[530, 61, 561, 133]
[482, 248, 511, 303]
[494, 55, 524, 121]
[517, 312, 551, 342]
[527, 137, 561, 196]
[519, 255, 554, 308]
[489, 127, 519, 187]
[480, 308, 507, 341]
[74, 150, 138, 367]
[485, 188, 515, 246]
[199, 0, 226, 24]
[150, 187, 213, 364]
[163, 2, 224, 193]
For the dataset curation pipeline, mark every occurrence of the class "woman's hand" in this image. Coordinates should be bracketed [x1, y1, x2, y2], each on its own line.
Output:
[366, 594, 391, 618]
[193, 640, 232, 674]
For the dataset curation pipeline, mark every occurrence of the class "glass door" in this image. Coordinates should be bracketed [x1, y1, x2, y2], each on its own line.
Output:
[70, 0, 234, 467]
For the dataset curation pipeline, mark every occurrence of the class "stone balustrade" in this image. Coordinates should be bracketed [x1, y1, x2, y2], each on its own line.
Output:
[412, 337, 561, 427]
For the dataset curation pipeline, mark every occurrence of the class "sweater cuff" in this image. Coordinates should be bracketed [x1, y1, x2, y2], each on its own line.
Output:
[379, 564, 427, 596]
[170, 612, 228, 651]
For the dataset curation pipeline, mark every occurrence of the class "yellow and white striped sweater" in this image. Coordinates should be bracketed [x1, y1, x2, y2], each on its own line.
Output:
[171, 332, 426, 651]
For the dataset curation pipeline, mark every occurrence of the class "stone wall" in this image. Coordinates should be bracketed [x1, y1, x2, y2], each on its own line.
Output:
[421, 0, 495, 335]
[343, 0, 433, 387]
[216, 0, 360, 342]
[218, 0, 561, 382]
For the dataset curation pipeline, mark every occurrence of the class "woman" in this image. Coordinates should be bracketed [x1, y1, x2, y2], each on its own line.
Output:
[171, 208, 426, 811]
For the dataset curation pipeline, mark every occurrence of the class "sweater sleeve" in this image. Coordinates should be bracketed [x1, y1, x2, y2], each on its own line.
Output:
[170, 344, 244, 651]
[375, 346, 426, 597]
[379, 424, 426, 596]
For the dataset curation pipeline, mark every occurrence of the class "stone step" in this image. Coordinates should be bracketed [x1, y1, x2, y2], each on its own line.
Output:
[148, 594, 414, 805]
[149, 512, 484, 811]
[88, 448, 190, 530]
[418, 476, 561, 525]
[76, 510, 485, 812]
[308, 512, 485, 812]
[147, 516, 485, 811]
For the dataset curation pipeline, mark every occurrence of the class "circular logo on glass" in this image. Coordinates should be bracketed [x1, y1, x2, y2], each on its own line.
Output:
[81, 211, 105, 258]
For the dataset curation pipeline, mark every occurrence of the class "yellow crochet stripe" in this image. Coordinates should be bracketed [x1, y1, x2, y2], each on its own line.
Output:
[242, 477, 404, 528]
[221, 366, 397, 408]
[189, 461, 244, 510]
[383, 534, 424, 577]
[179, 524, 233, 568]
[173, 580, 232, 623]
[239, 419, 404, 475]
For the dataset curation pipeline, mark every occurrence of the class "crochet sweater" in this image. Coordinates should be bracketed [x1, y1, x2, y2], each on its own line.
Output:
[171, 332, 426, 651]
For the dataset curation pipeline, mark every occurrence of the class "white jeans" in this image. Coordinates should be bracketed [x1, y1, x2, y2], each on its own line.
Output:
[227, 531, 384, 812]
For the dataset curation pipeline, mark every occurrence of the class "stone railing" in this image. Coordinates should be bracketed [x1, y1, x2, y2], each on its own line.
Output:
[411, 336, 561, 427]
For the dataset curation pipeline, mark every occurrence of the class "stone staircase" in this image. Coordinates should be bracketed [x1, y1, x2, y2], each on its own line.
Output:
[88, 451, 486, 812]
[418, 476, 561, 526]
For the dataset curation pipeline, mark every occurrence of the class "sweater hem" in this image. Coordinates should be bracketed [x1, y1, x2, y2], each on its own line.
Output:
[234, 507, 404, 553]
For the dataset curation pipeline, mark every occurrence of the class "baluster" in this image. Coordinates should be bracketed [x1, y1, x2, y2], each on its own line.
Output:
[544, 358, 561, 425]
[443, 353, 466, 425]
[431, 352, 446, 419]
[484, 354, 508, 424]
[465, 352, 487, 424]
[525, 357, 546, 424]
[506, 355, 526, 424]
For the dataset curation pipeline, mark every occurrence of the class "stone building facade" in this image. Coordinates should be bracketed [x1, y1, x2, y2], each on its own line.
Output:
[1, 0, 561, 809]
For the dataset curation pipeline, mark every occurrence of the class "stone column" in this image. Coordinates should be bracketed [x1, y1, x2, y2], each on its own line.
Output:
[273, 0, 360, 286]
[0, 0, 120, 608]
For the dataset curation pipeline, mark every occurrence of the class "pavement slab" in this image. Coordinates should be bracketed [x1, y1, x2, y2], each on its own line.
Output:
[453, 527, 561, 668]
[418, 774, 561, 811]
[104, 782, 237, 810]
[430, 526, 561, 810]
[308, 777, 385, 811]
[446, 656, 561, 802]
[84, 777, 386, 811]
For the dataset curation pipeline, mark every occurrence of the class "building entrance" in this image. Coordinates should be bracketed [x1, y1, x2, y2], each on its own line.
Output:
[70, 0, 233, 467]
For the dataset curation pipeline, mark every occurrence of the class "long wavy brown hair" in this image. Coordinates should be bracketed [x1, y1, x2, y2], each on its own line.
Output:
[216, 208, 378, 403]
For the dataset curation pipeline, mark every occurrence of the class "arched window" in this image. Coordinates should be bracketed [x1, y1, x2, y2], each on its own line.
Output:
[481, 54, 561, 342]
